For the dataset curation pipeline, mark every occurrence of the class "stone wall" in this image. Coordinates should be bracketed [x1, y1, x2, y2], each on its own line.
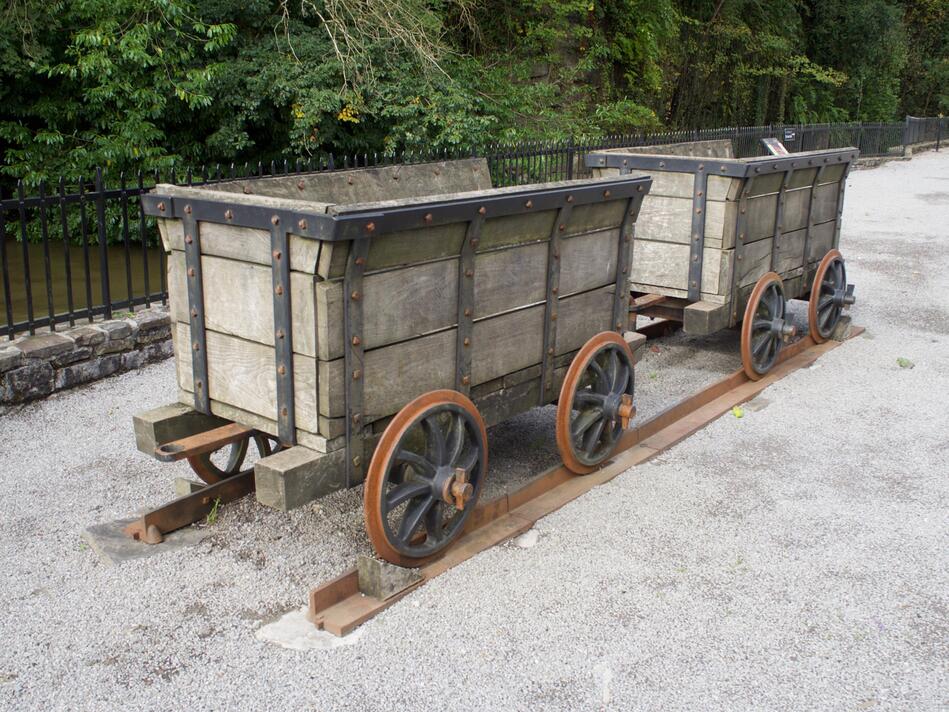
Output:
[0, 308, 173, 405]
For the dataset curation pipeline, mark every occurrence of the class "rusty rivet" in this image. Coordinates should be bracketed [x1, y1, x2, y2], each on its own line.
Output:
[298, 219, 308, 230]
[463, 308, 472, 317]
[461, 375, 470, 385]
[351, 291, 361, 301]
[275, 285, 284, 296]
[352, 413, 361, 424]
[463, 338, 471, 347]
[190, 307, 198, 318]
[365, 222, 375, 233]
[355, 256, 366, 266]
[559, 224, 565, 232]
[548, 347, 555, 355]
[157, 202, 166, 212]
[603, 189, 611, 198]
[551, 312, 558, 321]
[424, 213, 433, 223]
[737, 254, 743, 261]
[196, 380, 203, 390]
[224, 209, 233, 220]
[638, 185, 644, 192]
[691, 280, 698, 287]
[616, 322, 623, 330]
[281, 407, 288, 417]
[192, 342, 200, 352]
[471, 238, 480, 248]
[696, 208, 702, 214]
[465, 269, 473, 277]
[566, 195, 574, 203]
[622, 266, 628, 273]
[697, 191, 704, 197]
[185, 234, 193, 244]
[552, 287, 558, 294]
[273, 249, 282, 260]
[271, 215, 280, 226]
[276, 329, 285, 339]
[525, 200, 533, 209]
[184, 205, 192, 215]
[352, 369, 362, 380]
[187, 267, 195, 277]
[278, 365, 286, 376]
[478, 206, 486, 215]
[352, 336, 361, 346]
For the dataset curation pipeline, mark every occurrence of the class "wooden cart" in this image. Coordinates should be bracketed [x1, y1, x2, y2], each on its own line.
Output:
[130, 159, 651, 564]
[587, 140, 858, 379]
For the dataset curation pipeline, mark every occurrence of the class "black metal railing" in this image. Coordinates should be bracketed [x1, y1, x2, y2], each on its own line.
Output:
[2, 117, 945, 339]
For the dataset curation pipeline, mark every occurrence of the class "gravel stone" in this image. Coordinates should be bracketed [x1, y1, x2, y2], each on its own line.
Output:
[0, 150, 946, 711]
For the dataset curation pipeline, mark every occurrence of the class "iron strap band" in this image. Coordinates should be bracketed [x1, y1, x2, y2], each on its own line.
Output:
[181, 211, 210, 414]
[270, 225, 296, 445]
[687, 171, 709, 301]
[613, 197, 638, 330]
[802, 165, 827, 288]
[539, 205, 571, 403]
[729, 179, 755, 325]
[343, 238, 370, 488]
[770, 170, 794, 273]
[455, 216, 483, 395]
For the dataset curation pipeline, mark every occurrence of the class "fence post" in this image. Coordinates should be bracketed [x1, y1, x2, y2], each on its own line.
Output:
[902, 116, 910, 156]
[937, 117, 942, 152]
[566, 136, 575, 181]
[95, 168, 112, 320]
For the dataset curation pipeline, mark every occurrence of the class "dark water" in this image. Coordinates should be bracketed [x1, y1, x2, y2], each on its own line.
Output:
[0, 237, 166, 330]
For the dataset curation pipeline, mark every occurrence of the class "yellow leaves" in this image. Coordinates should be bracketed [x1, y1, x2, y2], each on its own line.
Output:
[292, 102, 305, 120]
[731, 405, 744, 419]
[337, 104, 360, 123]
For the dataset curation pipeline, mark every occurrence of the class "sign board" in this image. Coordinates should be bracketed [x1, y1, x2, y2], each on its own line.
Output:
[760, 138, 789, 156]
[783, 128, 797, 142]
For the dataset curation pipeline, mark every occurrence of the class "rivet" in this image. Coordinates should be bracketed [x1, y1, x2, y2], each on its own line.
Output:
[697, 191, 704, 197]
[525, 200, 533, 209]
[196, 380, 203, 390]
[277, 365, 286, 376]
[190, 307, 197, 318]
[465, 269, 473, 277]
[298, 219, 307, 230]
[365, 222, 375, 233]
[352, 336, 361, 346]
[699, 164, 705, 170]
[622, 159, 628, 165]
[157, 202, 166, 212]
[693, 234, 699, 241]
[282, 407, 288, 417]
[464, 308, 472, 317]
[184, 205, 192, 215]
[551, 287, 558, 295]
[463, 338, 471, 347]
[691, 280, 698, 287]
[471, 238, 480, 248]
[224, 209, 233, 220]
[352, 414, 361, 424]
[616, 322, 623, 330]
[551, 313, 558, 321]
[566, 195, 574, 203]
[192, 342, 200, 352]
[276, 330, 285, 339]
[559, 224, 565, 232]
[272, 249, 282, 260]
[696, 208, 702, 214]
[355, 256, 366, 266]
[187, 268, 195, 277]
[424, 213, 433, 223]
[720, 166, 726, 172]
[603, 190, 611, 198]
[692, 255, 698, 262]
[478, 206, 486, 215]
[622, 266, 628, 273]
[737, 255, 743, 261]
[185, 234, 193, 244]
[297, 180, 305, 190]
[461, 375, 470, 385]
[741, 208, 746, 214]
[352, 369, 362, 381]
[351, 291, 361, 301]
[271, 215, 280, 226]
[659, 162, 665, 168]
[275, 285, 284, 296]
[739, 233, 745, 239]
[548, 347, 555, 355]
[637, 186, 644, 192]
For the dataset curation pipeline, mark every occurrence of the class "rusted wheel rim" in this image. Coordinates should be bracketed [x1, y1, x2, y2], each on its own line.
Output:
[364, 390, 488, 566]
[187, 434, 275, 484]
[556, 331, 636, 475]
[809, 249, 847, 343]
[741, 272, 792, 381]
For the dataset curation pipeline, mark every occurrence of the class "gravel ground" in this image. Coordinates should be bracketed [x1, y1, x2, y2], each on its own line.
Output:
[1, 151, 946, 711]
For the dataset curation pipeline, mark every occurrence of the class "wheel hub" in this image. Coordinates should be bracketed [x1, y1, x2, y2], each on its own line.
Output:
[435, 466, 474, 510]
[771, 317, 797, 342]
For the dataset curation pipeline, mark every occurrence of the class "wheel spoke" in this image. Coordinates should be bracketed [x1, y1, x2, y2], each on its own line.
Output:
[583, 417, 606, 453]
[752, 332, 771, 357]
[223, 438, 249, 474]
[423, 416, 447, 465]
[752, 318, 772, 333]
[446, 414, 465, 467]
[819, 305, 837, 328]
[385, 480, 431, 510]
[396, 449, 436, 478]
[571, 408, 603, 439]
[455, 446, 479, 475]
[589, 360, 610, 394]
[608, 350, 620, 391]
[424, 501, 443, 541]
[612, 364, 630, 395]
[818, 294, 834, 311]
[575, 390, 605, 406]
[398, 495, 434, 542]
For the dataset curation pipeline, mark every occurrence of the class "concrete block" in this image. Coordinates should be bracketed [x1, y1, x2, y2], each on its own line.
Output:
[255, 446, 349, 511]
[683, 300, 731, 335]
[16, 332, 74, 359]
[132, 402, 228, 456]
[356, 555, 423, 599]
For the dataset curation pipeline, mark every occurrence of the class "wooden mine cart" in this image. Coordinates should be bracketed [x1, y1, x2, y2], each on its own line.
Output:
[587, 140, 858, 379]
[130, 159, 651, 564]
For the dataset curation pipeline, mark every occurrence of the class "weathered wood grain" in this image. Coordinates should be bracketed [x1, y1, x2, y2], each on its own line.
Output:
[633, 195, 727, 248]
[168, 251, 317, 357]
[682, 301, 731, 336]
[176, 322, 320, 433]
[811, 182, 841, 224]
[630, 239, 732, 296]
[805, 220, 837, 263]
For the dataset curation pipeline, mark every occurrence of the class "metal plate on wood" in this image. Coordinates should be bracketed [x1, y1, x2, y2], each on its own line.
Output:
[614, 197, 638, 328]
[540, 205, 571, 402]
[271, 222, 296, 445]
[770, 170, 793, 272]
[729, 180, 755, 326]
[343, 239, 370, 488]
[181, 212, 209, 414]
[688, 171, 709, 301]
[455, 216, 483, 395]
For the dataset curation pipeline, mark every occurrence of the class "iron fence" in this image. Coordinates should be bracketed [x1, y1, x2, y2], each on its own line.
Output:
[1, 117, 945, 339]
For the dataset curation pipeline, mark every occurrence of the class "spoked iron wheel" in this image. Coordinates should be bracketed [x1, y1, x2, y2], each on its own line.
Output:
[556, 331, 636, 475]
[187, 434, 277, 484]
[741, 272, 796, 381]
[809, 249, 855, 343]
[364, 390, 488, 566]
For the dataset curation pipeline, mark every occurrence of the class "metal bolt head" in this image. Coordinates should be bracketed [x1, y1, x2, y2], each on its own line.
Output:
[465, 269, 473, 278]
[185, 234, 193, 244]
[192, 342, 200, 352]
[190, 307, 198, 318]
[187, 267, 195, 277]
[424, 213, 433, 223]
[603, 189, 611, 198]
[461, 375, 470, 385]
[298, 219, 307, 230]
[224, 209, 233, 220]
[525, 200, 533, 209]
[157, 202, 166, 212]
[552, 287, 558, 295]
[184, 205, 192, 215]
[463, 308, 472, 317]
[463, 337, 471, 347]
[566, 195, 574, 203]
[351, 291, 361, 301]
[272, 249, 282, 260]
[559, 223, 565, 232]
[352, 369, 362, 380]
[271, 215, 280, 226]
[195, 380, 203, 390]
[551, 313, 558, 321]
[276, 329, 285, 339]
[352, 413, 361, 424]
[275, 285, 284, 296]
[478, 206, 486, 215]
[281, 407, 288, 417]
[616, 322, 623, 330]
[365, 222, 375, 233]
[277, 365, 286, 376]
[638, 185, 644, 192]
[352, 336, 361, 346]
[355, 256, 366, 266]
[471, 238, 480, 249]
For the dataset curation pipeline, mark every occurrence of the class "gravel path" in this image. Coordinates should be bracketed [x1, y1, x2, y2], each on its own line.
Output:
[1, 151, 946, 711]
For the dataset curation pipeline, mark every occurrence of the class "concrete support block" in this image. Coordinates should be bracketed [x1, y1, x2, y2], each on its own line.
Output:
[174, 477, 206, 497]
[683, 300, 731, 336]
[132, 402, 228, 457]
[254, 446, 349, 512]
[357, 555, 422, 599]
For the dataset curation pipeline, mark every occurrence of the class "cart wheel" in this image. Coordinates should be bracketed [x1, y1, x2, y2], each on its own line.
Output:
[364, 390, 488, 566]
[187, 433, 276, 484]
[809, 249, 855, 343]
[741, 272, 795, 380]
[556, 332, 636, 475]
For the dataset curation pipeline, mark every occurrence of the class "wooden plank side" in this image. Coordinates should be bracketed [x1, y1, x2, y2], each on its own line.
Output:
[633, 195, 726, 248]
[805, 220, 837, 263]
[782, 186, 812, 233]
[169, 251, 317, 357]
[176, 322, 320, 433]
[317, 286, 616, 419]
[315, 228, 621, 360]
[629, 239, 731, 296]
[811, 182, 840, 224]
